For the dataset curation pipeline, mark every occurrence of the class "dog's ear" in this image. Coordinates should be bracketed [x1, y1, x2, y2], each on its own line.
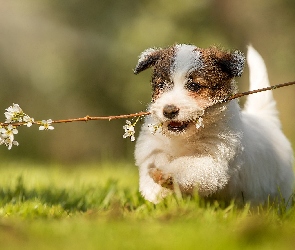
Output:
[219, 50, 246, 77]
[229, 50, 246, 77]
[134, 48, 162, 74]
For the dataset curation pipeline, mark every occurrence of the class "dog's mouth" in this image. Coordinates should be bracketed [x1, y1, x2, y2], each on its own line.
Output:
[167, 121, 189, 132]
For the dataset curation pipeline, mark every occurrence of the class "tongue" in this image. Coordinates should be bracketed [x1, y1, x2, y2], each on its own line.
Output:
[167, 121, 188, 132]
[169, 121, 183, 127]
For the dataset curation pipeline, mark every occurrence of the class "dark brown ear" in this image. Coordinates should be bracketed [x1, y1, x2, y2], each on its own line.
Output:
[133, 48, 162, 74]
[219, 50, 245, 77]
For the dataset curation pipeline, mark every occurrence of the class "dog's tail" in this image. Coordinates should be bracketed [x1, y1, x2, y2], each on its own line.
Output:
[243, 45, 280, 126]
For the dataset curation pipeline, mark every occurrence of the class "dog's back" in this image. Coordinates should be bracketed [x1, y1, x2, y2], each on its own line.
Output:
[236, 46, 294, 205]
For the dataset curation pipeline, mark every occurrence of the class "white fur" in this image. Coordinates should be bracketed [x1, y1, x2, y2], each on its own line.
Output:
[135, 46, 294, 205]
[172, 44, 203, 77]
[244, 45, 280, 126]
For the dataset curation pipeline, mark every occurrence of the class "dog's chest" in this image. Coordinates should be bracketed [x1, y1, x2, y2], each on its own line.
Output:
[158, 135, 209, 158]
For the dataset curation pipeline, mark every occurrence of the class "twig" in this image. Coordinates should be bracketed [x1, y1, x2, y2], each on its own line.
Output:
[225, 80, 295, 101]
[50, 111, 151, 123]
[0, 81, 294, 127]
[0, 111, 151, 127]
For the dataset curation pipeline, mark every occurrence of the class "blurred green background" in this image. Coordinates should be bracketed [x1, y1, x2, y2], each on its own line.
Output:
[0, 0, 294, 163]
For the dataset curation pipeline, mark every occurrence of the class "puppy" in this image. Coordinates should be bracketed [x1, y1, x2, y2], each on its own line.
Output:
[133, 44, 294, 206]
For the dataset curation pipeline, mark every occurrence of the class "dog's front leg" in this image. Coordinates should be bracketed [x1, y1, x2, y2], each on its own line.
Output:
[149, 167, 174, 190]
[138, 152, 174, 203]
[158, 156, 230, 197]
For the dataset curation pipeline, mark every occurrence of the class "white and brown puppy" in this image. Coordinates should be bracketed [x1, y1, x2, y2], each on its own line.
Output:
[133, 44, 294, 205]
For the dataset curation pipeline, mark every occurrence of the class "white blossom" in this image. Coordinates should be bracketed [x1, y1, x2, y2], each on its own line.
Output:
[0, 103, 56, 149]
[147, 123, 163, 134]
[4, 103, 24, 123]
[123, 120, 136, 141]
[39, 119, 54, 131]
[0, 124, 19, 150]
[23, 115, 34, 127]
[0, 135, 5, 146]
[195, 117, 204, 129]
[0, 124, 18, 141]
[0, 137, 19, 150]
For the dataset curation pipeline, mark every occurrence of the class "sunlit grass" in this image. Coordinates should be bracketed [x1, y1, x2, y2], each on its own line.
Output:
[0, 161, 294, 250]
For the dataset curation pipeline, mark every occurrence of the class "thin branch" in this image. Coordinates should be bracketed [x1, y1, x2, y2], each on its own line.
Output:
[225, 80, 295, 101]
[0, 111, 151, 127]
[50, 111, 151, 124]
[0, 81, 294, 127]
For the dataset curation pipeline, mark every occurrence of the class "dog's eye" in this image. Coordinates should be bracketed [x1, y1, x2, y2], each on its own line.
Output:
[157, 82, 166, 90]
[186, 79, 202, 92]
[153, 80, 169, 91]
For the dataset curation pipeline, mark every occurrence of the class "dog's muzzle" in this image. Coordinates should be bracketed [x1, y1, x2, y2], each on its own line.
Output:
[163, 104, 179, 119]
[162, 104, 190, 132]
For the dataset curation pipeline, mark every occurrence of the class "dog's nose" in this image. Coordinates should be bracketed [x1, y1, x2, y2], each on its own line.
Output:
[163, 104, 179, 119]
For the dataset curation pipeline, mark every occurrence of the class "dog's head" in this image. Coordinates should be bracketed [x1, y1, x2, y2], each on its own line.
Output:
[134, 44, 245, 135]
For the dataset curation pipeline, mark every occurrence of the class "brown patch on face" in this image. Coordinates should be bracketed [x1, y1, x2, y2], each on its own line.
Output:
[134, 44, 244, 106]
[190, 92, 214, 110]
[151, 46, 176, 101]
[186, 47, 238, 104]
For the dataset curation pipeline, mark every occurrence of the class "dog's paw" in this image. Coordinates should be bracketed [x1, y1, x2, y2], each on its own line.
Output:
[149, 167, 174, 190]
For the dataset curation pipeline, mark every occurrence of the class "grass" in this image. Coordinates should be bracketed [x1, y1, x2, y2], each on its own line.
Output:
[0, 161, 294, 250]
